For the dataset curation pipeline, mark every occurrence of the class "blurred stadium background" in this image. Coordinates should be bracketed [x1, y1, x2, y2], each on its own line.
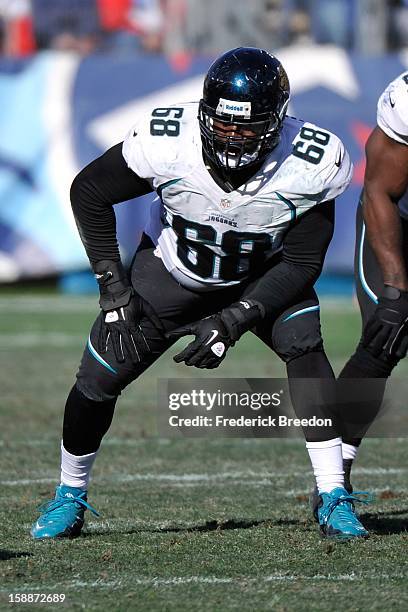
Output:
[1, 2, 407, 610]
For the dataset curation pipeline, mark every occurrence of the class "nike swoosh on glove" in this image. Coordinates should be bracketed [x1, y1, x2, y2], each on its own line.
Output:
[166, 315, 231, 369]
[166, 300, 264, 369]
[363, 285, 408, 359]
[94, 259, 164, 364]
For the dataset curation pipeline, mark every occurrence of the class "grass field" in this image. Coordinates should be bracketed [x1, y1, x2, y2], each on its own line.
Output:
[0, 293, 407, 611]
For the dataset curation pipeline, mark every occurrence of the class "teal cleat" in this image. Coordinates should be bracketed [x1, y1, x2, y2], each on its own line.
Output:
[310, 459, 354, 523]
[310, 478, 353, 523]
[31, 485, 100, 540]
[316, 487, 371, 540]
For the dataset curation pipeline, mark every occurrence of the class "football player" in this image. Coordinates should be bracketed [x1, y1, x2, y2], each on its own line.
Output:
[338, 72, 408, 488]
[31, 47, 368, 541]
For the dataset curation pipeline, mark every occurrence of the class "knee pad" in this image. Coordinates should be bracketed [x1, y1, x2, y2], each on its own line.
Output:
[272, 309, 323, 363]
[76, 334, 137, 402]
[76, 376, 121, 403]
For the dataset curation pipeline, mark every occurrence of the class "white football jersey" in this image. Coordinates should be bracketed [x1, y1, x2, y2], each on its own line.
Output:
[377, 72, 408, 217]
[123, 102, 352, 290]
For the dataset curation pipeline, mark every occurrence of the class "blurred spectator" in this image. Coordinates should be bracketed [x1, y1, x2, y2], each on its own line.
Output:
[280, 0, 313, 45]
[31, 0, 101, 54]
[128, 0, 164, 52]
[0, 0, 35, 56]
[166, 0, 294, 55]
[355, 0, 387, 54]
[161, 0, 182, 51]
[389, 0, 408, 48]
[309, 0, 355, 48]
[0, 0, 406, 58]
[97, 0, 131, 32]
[97, 0, 164, 54]
[97, 0, 137, 53]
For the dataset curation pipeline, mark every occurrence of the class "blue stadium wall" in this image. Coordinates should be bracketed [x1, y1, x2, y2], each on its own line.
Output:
[0, 46, 407, 282]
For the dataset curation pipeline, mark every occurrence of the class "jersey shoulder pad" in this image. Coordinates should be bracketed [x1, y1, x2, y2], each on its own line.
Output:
[286, 120, 353, 202]
[377, 72, 408, 145]
[122, 102, 200, 180]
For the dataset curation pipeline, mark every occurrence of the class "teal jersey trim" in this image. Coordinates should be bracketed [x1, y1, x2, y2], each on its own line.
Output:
[157, 178, 182, 199]
[275, 191, 296, 221]
[358, 222, 378, 304]
[87, 336, 117, 374]
[283, 305, 320, 322]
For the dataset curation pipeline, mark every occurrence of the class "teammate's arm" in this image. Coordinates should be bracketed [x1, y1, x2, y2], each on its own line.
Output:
[363, 126, 408, 290]
[71, 143, 163, 364]
[168, 201, 334, 368]
[359, 127, 408, 357]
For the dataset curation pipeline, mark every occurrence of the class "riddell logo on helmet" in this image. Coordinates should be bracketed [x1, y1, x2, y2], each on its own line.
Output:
[216, 98, 251, 118]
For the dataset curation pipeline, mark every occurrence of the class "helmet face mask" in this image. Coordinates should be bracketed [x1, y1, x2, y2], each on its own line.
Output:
[199, 101, 285, 170]
[198, 47, 290, 172]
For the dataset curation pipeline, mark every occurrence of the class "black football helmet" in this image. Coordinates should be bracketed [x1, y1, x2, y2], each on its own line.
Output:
[198, 47, 290, 171]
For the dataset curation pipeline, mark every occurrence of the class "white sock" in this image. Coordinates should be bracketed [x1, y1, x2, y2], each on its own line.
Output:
[342, 442, 359, 462]
[60, 442, 98, 490]
[306, 437, 344, 494]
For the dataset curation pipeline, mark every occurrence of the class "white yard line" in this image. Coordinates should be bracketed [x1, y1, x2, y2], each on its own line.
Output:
[1, 437, 406, 448]
[2, 468, 407, 487]
[0, 571, 406, 594]
[0, 296, 355, 313]
[0, 297, 96, 312]
[1, 333, 85, 348]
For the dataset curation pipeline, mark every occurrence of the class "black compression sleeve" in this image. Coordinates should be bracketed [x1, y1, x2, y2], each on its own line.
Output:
[245, 200, 335, 317]
[70, 142, 153, 265]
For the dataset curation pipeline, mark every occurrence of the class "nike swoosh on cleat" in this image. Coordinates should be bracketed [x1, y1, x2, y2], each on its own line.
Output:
[205, 329, 219, 345]
[389, 93, 396, 108]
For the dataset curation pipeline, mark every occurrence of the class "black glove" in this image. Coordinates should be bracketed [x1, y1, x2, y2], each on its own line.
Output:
[167, 300, 264, 369]
[363, 285, 408, 359]
[94, 260, 164, 364]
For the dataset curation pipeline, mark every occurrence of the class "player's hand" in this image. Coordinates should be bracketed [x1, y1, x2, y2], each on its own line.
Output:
[363, 285, 408, 358]
[99, 293, 164, 364]
[94, 259, 164, 364]
[166, 300, 264, 369]
[166, 315, 232, 368]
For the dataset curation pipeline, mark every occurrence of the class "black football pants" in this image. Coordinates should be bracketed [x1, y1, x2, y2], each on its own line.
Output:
[63, 235, 336, 454]
[339, 200, 408, 445]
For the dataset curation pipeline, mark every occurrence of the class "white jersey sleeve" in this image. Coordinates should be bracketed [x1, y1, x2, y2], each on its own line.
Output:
[308, 127, 353, 203]
[277, 119, 353, 216]
[122, 116, 156, 179]
[377, 72, 408, 145]
[122, 103, 201, 184]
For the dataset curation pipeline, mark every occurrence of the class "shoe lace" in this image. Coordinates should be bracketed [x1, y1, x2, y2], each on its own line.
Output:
[38, 495, 100, 518]
[322, 491, 372, 523]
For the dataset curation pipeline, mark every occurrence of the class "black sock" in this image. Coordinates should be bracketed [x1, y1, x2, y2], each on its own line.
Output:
[343, 458, 353, 493]
[63, 384, 117, 455]
[287, 351, 338, 442]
